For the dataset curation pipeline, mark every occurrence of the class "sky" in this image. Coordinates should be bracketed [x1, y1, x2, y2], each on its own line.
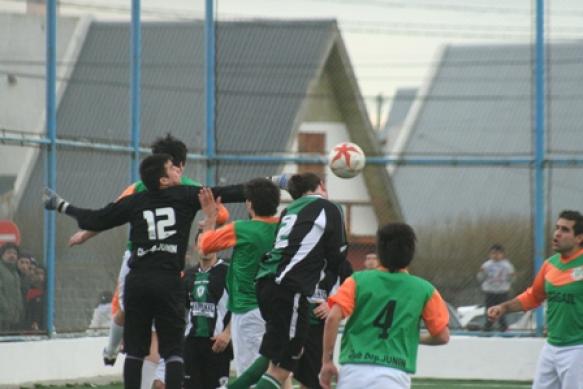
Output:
[2, 0, 583, 127]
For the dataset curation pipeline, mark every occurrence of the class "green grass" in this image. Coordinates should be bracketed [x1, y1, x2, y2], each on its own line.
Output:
[412, 378, 532, 389]
[24, 378, 532, 389]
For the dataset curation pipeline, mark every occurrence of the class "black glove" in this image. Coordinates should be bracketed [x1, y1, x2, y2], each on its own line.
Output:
[43, 188, 69, 213]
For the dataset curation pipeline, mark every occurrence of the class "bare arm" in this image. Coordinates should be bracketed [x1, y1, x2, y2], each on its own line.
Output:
[420, 327, 450, 345]
[68, 230, 100, 247]
[211, 321, 231, 353]
[319, 304, 342, 389]
[488, 298, 524, 322]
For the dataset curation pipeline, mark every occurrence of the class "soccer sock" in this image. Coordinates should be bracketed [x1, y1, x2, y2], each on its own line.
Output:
[124, 356, 144, 389]
[227, 355, 270, 389]
[164, 356, 184, 389]
[254, 374, 281, 389]
[105, 321, 124, 355]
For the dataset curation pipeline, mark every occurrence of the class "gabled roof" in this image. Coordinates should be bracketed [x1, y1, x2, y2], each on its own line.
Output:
[391, 42, 583, 224]
[380, 87, 417, 150]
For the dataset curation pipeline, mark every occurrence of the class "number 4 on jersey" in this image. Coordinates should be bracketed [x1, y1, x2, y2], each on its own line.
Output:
[373, 300, 396, 339]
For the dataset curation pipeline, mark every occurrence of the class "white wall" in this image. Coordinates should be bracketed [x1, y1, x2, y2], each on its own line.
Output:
[0, 335, 544, 385]
[286, 122, 378, 236]
[0, 336, 123, 386]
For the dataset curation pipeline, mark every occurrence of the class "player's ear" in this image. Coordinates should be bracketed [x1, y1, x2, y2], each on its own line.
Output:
[159, 175, 170, 188]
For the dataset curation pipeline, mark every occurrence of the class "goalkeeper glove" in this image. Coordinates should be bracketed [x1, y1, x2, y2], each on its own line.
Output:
[270, 174, 291, 191]
[43, 188, 70, 213]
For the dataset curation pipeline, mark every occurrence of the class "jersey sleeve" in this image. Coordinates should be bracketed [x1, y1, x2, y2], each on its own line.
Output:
[115, 183, 136, 202]
[198, 223, 237, 254]
[421, 289, 449, 336]
[517, 261, 548, 311]
[323, 202, 348, 276]
[216, 203, 230, 226]
[211, 184, 246, 204]
[328, 277, 356, 318]
[65, 196, 133, 231]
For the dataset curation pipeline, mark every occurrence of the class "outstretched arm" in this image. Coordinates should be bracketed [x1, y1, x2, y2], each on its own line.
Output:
[44, 188, 132, 232]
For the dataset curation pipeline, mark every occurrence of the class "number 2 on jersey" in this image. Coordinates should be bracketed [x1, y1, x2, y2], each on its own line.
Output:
[143, 207, 177, 240]
[373, 300, 397, 339]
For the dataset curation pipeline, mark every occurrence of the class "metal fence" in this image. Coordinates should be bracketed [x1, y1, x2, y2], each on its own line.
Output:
[1, 0, 582, 337]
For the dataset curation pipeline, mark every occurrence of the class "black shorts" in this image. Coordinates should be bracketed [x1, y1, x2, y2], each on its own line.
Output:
[294, 322, 324, 389]
[183, 336, 232, 389]
[124, 271, 186, 359]
[256, 278, 309, 372]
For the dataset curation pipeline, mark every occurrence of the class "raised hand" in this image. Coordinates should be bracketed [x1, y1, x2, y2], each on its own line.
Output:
[43, 187, 69, 212]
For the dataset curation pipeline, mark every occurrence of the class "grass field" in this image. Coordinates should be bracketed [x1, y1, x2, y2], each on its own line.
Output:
[31, 378, 532, 389]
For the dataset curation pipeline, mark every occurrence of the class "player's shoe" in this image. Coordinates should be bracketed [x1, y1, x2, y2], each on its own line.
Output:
[103, 347, 118, 366]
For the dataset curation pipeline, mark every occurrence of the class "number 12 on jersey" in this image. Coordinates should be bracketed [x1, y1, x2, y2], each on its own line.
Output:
[143, 207, 177, 240]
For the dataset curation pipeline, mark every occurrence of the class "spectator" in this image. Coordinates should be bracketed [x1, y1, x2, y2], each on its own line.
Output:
[25, 264, 46, 331]
[0, 243, 25, 332]
[477, 244, 515, 331]
[88, 291, 114, 332]
[17, 253, 34, 297]
[363, 252, 379, 270]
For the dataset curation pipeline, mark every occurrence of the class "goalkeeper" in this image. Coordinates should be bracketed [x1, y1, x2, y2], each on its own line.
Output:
[44, 154, 246, 389]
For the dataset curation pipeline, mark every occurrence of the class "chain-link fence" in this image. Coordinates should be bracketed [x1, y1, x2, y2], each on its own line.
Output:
[1, 1, 583, 337]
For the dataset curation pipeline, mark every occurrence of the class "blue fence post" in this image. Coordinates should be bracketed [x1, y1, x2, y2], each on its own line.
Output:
[534, 0, 546, 337]
[130, 0, 142, 182]
[205, 0, 216, 186]
[44, 0, 57, 337]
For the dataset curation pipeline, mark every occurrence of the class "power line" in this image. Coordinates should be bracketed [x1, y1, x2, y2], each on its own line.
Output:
[3, 69, 583, 102]
[3, 55, 583, 70]
[312, 0, 583, 18]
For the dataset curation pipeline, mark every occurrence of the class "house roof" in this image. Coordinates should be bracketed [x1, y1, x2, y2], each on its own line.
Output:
[391, 42, 583, 225]
[380, 87, 417, 150]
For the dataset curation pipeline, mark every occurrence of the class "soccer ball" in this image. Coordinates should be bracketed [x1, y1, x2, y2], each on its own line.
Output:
[328, 142, 366, 179]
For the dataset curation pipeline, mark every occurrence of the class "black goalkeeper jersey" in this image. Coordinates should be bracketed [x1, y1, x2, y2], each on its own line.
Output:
[66, 184, 244, 273]
[256, 194, 348, 295]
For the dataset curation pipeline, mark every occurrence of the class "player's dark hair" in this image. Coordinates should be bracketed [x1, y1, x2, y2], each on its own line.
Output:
[151, 133, 187, 167]
[244, 178, 280, 217]
[489, 243, 504, 252]
[140, 154, 172, 191]
[559, 210, 583, 243]
[287, 172, 322, 200]
[376, 223, 416, 272]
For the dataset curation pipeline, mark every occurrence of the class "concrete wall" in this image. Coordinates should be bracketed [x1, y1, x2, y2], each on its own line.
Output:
[0, 335, 544, 385]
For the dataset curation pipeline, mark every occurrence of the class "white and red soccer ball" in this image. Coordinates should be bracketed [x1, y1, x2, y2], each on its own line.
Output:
[328, 142, 366, 179]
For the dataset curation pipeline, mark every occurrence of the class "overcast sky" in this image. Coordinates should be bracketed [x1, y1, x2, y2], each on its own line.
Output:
[2, 0, 583, 126]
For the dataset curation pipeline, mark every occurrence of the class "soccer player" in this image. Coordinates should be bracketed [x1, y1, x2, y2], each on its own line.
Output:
[237, 172, 348, 389]
[197, 178, 280, 380]
[488, 210, 583, 389]
[67, 134, 209, 366]
[293, 260, 353, 389]
[44, 153, 246, 389]
[183, 225, 232, 389]
[319, 223, 450, 389]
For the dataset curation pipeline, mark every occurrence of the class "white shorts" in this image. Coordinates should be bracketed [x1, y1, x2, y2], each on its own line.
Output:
[337, 364, 411, 389]
[231, 308, 265, 375]
[117, 250, 131, 311]
[533, 342, 583, 389]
